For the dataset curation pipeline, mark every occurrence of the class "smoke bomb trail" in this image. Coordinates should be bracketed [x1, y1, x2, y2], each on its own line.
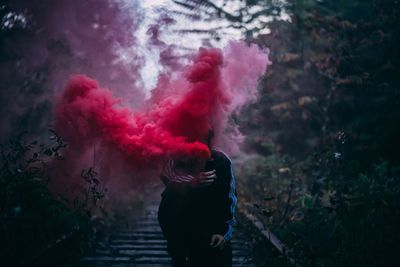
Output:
[51, 38, 270, 199]
[55, 42, 270, 173]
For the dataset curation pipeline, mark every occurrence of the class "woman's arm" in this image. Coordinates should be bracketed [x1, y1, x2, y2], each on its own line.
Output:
[161, 159, 217, 188]
[212, 152, 237, 242]
[161, 159, 193, 185]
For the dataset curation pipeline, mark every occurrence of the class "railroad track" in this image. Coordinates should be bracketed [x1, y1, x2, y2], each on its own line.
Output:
[82, 203, 257, 267]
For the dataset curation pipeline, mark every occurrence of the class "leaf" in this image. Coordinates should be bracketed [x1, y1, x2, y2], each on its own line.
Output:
[264, 196, 275, 201]
[43, 148, 53, 156]
[302, 194, 314, 208]
[262, 210, 274, 217]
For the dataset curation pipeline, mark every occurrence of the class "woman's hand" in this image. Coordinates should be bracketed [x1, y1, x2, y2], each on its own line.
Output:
[190, 170, 217, 188]
[210, 234, 225, 250]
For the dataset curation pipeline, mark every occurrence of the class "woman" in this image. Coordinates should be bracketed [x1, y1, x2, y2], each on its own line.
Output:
[158, 146, 237, 267]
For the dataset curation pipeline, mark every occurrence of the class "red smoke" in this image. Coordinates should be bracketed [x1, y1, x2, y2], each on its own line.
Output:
[158, 48, 230, 144]
[55, 48, 231, 165]
[53, 41, 270, 196]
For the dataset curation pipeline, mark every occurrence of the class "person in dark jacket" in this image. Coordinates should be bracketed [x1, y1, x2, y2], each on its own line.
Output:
[158, 147, 237, 267]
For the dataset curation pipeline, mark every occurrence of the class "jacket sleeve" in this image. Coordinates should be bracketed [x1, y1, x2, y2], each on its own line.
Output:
[215, 154, 237, 241]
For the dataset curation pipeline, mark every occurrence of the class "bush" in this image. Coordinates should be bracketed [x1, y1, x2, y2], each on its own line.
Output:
[280, 134, 400, 266]
[0, 131, 106, 267]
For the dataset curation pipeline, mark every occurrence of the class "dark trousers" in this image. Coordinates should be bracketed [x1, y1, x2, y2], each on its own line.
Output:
[158, 194, 232, 267]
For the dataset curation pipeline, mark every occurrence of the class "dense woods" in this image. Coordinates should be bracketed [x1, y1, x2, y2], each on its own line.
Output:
[238, 1, 400, 266]
[1, 0, 400, 266]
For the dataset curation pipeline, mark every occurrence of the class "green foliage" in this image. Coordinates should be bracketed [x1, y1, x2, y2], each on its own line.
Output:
[0, 131, 106, 267]
[237, 152, 311, 228]
[282, 145, 400, 266]
[235, 0, 400, 265]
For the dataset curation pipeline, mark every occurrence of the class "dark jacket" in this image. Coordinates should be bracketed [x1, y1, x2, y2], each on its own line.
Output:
[158, 149, 237, 242]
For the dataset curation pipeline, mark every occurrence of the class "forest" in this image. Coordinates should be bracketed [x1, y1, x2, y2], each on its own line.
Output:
[1, 0, 399, 267]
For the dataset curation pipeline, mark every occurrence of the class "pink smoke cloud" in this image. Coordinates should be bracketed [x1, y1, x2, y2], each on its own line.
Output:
[52, 41, 269, 195]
